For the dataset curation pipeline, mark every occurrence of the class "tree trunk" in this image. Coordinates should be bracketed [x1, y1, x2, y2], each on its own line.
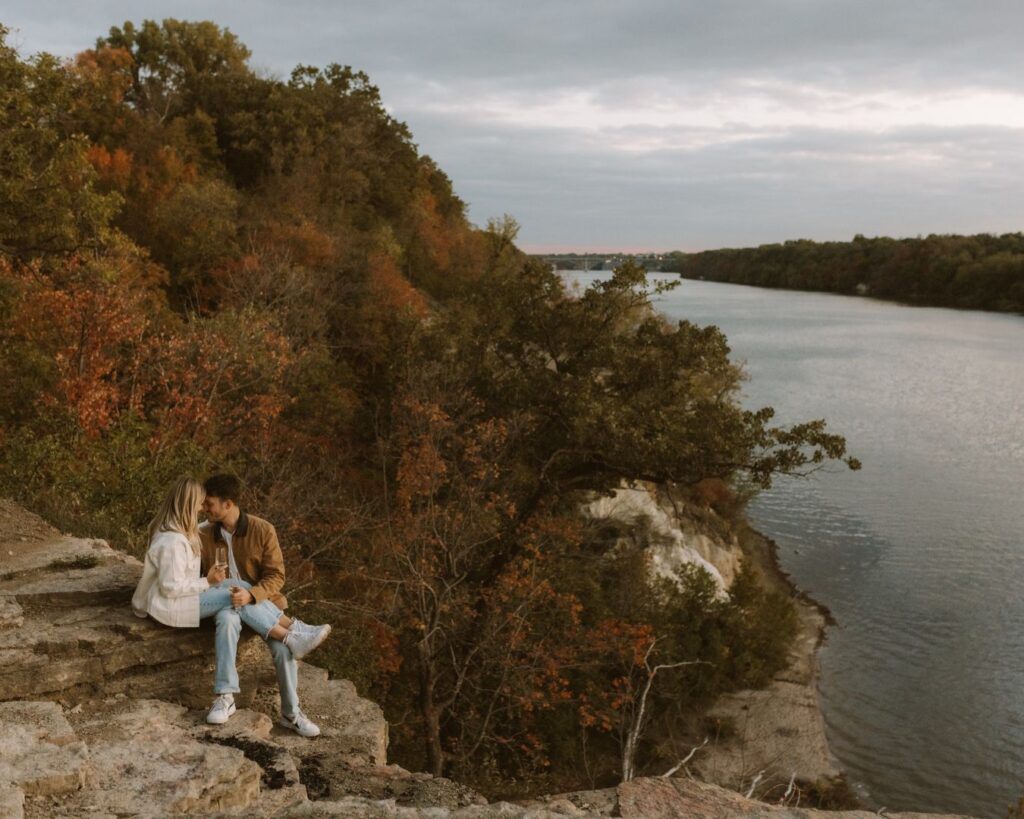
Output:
[418, 641, 445, 777]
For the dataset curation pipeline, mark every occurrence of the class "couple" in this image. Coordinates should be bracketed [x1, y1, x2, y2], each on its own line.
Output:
[131, 474, 331, 737]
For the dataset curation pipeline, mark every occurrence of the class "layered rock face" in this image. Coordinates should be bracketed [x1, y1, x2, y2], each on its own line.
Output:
[0, 500, 977, 818]
[581, 484, 742, 593]
[0, 500, 464, 818]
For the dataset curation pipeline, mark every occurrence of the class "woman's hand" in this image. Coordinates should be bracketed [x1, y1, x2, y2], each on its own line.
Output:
[207, 563, 227, 585]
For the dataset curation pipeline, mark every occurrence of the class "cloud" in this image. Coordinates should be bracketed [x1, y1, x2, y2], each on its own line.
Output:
[5, 0, 1024, 249]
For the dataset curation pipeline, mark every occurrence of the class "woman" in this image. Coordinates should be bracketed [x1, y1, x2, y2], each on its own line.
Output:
[131, 477, 301, 648]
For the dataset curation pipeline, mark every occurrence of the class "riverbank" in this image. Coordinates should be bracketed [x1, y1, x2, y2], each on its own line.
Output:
[665, 228, 1024, 316]
[585, 483, 853, 805]
[692, 520, 855, 807]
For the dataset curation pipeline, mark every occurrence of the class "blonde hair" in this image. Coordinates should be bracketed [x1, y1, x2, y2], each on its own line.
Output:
[149, 476, 206, 556]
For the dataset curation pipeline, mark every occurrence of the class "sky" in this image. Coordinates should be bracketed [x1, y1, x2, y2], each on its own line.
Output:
[5, 1, 1024, 252]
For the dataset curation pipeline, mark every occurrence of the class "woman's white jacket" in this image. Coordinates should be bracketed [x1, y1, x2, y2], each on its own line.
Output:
[131, 530, 209, 627]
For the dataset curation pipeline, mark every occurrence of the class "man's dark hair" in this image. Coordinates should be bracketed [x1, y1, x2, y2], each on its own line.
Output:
[204, 474, 242, 505]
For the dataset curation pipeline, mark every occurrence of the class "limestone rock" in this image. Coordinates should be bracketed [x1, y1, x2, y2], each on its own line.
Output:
[196, 708, 308, 811]
[275, 797, 597, 817]
[0, 701, 88, 797]
[58, 698, 263, 815]
[0, 597, 23, 630]
[580, 484, 741, 594]
[0, 527, 280, 709]
[0, 785, 24, 819]
[257, 663, 388, 767]
[297, 759, 487, 809]
[526, 777, 979, 819]
[517, 788, 618, 816]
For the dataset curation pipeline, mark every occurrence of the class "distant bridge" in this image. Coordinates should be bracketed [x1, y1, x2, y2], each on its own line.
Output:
[537, 254, 667, 272]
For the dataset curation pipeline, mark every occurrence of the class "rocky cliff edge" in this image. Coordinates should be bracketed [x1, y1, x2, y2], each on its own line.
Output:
[0, 499, 976, 818]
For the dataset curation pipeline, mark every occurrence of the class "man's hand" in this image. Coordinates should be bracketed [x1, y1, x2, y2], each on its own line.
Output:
[230, 586, 254, 608]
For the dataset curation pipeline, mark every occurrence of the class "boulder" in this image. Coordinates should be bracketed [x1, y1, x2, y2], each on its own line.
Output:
[259, 663, 388, 767]
[0, 701, 88, 798]
[40, 698, 263, 816]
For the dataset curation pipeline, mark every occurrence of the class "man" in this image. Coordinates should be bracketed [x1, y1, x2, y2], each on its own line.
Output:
[199, 474, 331, 736]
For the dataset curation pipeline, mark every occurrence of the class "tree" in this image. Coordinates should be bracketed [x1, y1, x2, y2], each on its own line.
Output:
[0, 27, 121, 260]
[99, 18, 251, 121]
[440, 260, 859, 517]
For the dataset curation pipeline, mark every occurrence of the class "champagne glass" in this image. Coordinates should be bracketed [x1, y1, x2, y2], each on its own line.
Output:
[215, 545, 228, 572]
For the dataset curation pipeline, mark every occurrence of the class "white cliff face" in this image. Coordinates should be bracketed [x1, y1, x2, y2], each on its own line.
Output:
[581, 485, 742, 597]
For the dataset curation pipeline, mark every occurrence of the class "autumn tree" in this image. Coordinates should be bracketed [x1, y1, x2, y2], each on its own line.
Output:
[1, 19, 857, 801]
[99, 19, 251, 121]
[435, 259, 859, 521]
[0, 26, 121, 260]
[367, 256, 843, 787]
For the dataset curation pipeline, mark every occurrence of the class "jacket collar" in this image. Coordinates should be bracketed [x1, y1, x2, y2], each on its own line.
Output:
[214, 509, 249, 543]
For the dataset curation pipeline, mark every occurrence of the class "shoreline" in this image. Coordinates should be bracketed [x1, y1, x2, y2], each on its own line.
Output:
[747, 521, 837, 630]
[691, 519, 854, 806]
[672, 273, 1024, 318]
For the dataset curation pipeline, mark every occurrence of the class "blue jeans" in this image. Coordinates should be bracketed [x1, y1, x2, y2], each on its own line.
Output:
[204, 580, 300, 719]
[199, 580, 282, 637]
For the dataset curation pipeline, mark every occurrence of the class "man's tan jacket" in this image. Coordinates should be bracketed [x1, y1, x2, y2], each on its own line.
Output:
[199, 511, 288, 609]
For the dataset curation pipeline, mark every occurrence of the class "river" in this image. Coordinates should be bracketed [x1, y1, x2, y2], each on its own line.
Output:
[563, 272, 1024, 817]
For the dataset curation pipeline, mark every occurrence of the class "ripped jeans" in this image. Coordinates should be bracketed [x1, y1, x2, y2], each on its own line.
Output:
[198, 579, 282, 638]
[201, 579, 300, 719]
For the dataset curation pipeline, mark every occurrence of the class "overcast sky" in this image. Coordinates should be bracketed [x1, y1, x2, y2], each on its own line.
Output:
[6, 1, 1024, 252]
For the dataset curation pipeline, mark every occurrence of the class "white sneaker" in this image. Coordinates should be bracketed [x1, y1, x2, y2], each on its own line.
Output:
[206, 693, 236, 725]
[283, 623, 331, 660]
[280, 709, 321, 737]
[290, 617, 318, 633]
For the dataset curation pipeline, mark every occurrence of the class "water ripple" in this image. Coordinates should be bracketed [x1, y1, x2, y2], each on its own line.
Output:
[565, 273, 1024, 818]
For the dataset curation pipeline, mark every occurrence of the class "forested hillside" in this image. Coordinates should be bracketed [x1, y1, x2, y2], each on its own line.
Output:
[0, 19, 858, 796]
[664, 234, 1024, 313]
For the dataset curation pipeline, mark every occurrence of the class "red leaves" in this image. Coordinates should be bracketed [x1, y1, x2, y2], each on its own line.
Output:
[2, 256, 296, 449]
[145, 309, 294, 450]
[9, 259, 147, 435]
[575, 619, 657, 735]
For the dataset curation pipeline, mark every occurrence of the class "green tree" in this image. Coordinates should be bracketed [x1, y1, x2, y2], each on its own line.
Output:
[434, 260, 859, 519]
[0, 26, 121, 260]
[99, 18, 251, 120]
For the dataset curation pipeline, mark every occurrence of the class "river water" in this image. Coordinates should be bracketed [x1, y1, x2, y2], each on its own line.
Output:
[563, 272, 1024, 817]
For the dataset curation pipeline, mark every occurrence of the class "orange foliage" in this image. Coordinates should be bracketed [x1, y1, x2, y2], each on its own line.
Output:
[11, 259, 148, 435]
[135, 145, 197, 203]
[3, 253, 295, 450]
[146, 312, 295, 450]
[578, 619, 655, 732]
[367, 250, 428, 317]
[87, 145, 134, 191]
[87, 141, 196, 210]
[71, 46, 134, 106]
[413, 191, 452, 271]
[261, 221, 337, 269]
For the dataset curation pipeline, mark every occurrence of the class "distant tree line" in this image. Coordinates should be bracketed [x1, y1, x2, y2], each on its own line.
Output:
[663, 233, 1024, 313]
